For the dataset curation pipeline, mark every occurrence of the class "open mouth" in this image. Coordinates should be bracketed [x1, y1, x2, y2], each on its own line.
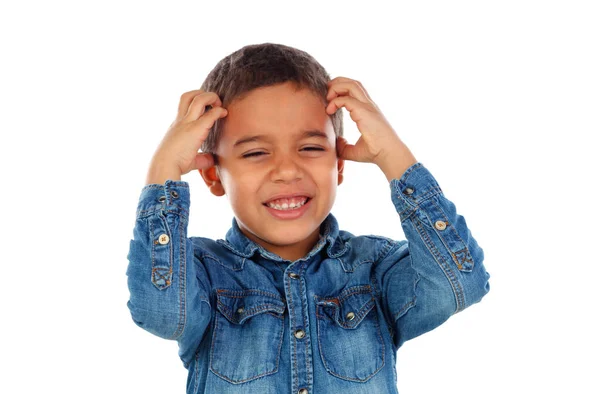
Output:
[262, 196, 312, 211]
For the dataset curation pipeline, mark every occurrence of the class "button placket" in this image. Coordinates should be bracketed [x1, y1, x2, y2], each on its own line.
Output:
[285, 265, 312, 392]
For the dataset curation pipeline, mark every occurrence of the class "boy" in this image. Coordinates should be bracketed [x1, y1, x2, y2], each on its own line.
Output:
[127, 43, 490, 394]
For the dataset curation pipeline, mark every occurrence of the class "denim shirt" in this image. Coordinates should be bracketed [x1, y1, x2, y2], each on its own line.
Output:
[126, 162, 490, 394]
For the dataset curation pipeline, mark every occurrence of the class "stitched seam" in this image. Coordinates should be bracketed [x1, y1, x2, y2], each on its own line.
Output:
[143, 183, 190, 191]
[370, 241, 402, 318]
[215, 288, 284, 299]
[216, 302, 285, 322]
[393, 297, 417, 321]
[429, 198, 474, 271]
[172, 213, 186, 339]
[149, 217, 155, 280]
[299, 264, 312, 389]
[209, 310, 282, 383]
[399, 162, 422, 181]
[193, 351, 200, 392]
[137, 204, 190, 218]
[412, 216, 465, 312]
[287, 273, 299, 390]
[318, 284, 371, 302]
[315, 297, 384, 382]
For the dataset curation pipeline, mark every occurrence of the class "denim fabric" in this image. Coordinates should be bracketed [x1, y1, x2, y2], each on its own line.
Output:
[126, 161, 491, 394]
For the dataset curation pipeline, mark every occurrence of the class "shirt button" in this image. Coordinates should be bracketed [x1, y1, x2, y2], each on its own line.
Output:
[288, 272, 300, 279]
[170, 190, 179, 198]
[435, 220, 447, 230]
[404, 187, 414, 195]
[158, 234, 170, 244]
[298, 389, 308, 394]
[346, 312, 355, 321]
[237, 307, 244, 314]
[294, 329, 305, 339]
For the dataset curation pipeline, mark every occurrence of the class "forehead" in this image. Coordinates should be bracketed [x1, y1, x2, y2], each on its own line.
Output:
[219, 82, 334, 147]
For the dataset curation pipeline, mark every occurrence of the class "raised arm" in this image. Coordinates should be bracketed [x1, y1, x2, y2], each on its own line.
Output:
[126, 180, 213, 366]
[374, 162, 490, 349]
[324, 76, 490, 349]
[126, 88, 229, 367]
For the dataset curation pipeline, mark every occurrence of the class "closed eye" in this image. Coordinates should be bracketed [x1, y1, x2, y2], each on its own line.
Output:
[302, 147, 325, 151]
[242, 151, 266, 158]
[243, 147, 324, 158]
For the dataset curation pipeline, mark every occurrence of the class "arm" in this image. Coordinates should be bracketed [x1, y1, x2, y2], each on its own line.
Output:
[374, 161, 490, 349]
[126, 179, 212, 367]
[324, 76, 490, 348]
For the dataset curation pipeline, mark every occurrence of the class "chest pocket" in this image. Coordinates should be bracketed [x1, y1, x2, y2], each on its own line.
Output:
[210, 288, 286, 384]
[315, 284, 385, 382]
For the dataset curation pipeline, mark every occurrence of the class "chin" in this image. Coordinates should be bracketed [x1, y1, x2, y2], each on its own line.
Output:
[263, 229, 311, 246]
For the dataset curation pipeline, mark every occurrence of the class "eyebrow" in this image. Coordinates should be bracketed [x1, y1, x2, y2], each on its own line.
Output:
[232, 130, 328, 148]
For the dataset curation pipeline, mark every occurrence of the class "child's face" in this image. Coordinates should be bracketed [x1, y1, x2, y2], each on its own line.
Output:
[203, 81, 344, 261]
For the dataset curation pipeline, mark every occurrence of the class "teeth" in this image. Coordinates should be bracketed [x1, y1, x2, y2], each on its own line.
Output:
[267, 197, 308, 210]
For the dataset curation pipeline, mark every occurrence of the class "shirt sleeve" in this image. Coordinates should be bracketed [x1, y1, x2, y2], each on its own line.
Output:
[126, 180, 212, 367]
[373, 162, 491, 350]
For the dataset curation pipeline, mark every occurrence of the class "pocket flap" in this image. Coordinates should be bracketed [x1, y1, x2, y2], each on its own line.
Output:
[216, 289, 286, 325]
[315, 285, 375, 329]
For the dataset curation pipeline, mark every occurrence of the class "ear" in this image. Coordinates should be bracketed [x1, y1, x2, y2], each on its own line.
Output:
[337, 158, 345, 186]
[198, 166, 226, 196]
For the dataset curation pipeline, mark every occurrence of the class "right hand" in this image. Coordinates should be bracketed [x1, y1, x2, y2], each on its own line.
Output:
[149, 89, 228, 177]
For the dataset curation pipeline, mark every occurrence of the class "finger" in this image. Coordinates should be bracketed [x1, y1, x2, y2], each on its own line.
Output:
[326, 96, 369, 121]
[327, 78, 373, 103]
[184, 92, 223, 121]
[177, 89, 204, 120]
[194, 106, 228, 140]
[193, 152, 215, 171]
[327, 76, 353, 85]
[326, 82, 372, 106]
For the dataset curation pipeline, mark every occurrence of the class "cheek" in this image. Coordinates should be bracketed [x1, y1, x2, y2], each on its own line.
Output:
[225, 169, 262, 197]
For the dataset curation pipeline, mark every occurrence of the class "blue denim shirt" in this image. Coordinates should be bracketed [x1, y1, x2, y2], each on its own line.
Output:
[126, 161, 490, 394]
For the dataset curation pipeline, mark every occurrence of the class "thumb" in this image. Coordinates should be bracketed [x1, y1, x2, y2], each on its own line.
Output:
[193, 152, 215, 170]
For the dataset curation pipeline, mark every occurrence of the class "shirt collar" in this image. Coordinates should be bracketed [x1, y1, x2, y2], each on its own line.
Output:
[217, 213, 349, 263]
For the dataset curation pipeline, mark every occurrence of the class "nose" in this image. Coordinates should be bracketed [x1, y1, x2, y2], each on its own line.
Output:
[270, 153, 303, 183]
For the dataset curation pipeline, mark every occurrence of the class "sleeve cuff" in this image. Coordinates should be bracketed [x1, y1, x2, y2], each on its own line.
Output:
[389, 162, 443, 215]
[136, 180, 190, 218]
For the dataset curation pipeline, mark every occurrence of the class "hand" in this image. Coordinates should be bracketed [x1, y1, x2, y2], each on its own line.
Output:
[147, 90, 228, 184]
[325, 77, 417, 181]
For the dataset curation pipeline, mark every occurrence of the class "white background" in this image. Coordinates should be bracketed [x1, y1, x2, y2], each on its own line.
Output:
[1, 0, 598, 392]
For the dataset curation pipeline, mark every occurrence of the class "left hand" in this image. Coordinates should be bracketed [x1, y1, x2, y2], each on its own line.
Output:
[325, 77, 402, 166]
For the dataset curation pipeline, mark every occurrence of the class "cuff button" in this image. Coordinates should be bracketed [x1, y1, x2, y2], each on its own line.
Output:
[158, 234, 170, 244]
[404, 187, 414, 195]
[170, 190, 179, 198]
[435, 221, 447, 230]
[158, 196, 167, 202]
